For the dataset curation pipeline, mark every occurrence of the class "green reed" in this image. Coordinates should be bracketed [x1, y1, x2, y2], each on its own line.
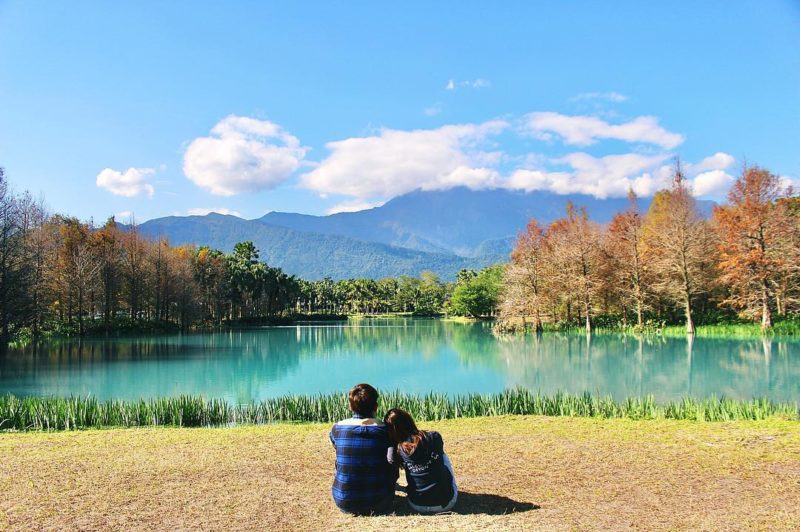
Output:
[1, 390, 797, 431]
[653, 318, 800, 338]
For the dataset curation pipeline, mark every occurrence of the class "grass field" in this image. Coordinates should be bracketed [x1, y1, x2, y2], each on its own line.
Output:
[1, 416, 799, 530]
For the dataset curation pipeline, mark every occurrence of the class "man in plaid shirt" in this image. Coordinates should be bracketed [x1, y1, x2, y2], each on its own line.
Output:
[330, 383, 398, 515]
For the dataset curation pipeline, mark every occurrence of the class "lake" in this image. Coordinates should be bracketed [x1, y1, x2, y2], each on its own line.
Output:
[1, 319, 799, 403]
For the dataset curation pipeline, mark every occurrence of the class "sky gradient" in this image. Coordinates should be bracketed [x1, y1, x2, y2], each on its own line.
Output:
[1, 1, 798, 222]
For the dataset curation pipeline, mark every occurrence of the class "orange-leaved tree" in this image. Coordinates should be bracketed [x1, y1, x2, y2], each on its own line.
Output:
[502, 218, 549, 333]
[545, 202, 603, 335]
[605, 189, 650, 328]
[643, 160, 716, 334]
[713, 165, 793, 329]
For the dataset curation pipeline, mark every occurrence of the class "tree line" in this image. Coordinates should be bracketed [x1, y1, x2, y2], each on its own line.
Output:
[6, 160, 794, 342]
[499, 162, 800, 334]
[0, 167, 501, 344]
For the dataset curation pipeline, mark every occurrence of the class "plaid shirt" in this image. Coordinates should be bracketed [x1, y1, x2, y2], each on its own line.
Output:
[330, 415, 398, 512]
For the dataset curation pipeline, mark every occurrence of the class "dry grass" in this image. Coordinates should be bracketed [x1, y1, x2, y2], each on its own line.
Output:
[1, 416, 799, 531]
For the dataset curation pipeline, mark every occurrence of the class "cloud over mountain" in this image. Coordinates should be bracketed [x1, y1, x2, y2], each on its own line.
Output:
[181, 111, 737, 207]
[300, 120, 508, 199]
[508, 153, 671, 198]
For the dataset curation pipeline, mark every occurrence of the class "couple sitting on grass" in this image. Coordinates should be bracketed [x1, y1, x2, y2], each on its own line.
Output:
[330, 383, 458, 515]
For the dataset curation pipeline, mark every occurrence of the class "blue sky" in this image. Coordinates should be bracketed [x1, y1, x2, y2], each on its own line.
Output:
[1, 1, 798, 222]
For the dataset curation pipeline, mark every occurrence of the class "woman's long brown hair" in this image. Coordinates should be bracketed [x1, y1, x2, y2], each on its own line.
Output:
[384, 408, 424, 455]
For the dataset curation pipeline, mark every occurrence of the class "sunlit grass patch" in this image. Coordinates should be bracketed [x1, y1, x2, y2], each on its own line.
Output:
[661, 319, 800, 338]
[2, 415, 799, 530]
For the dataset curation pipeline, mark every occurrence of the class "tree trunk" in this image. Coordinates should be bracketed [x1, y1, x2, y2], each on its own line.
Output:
[761, 278, 773, 330]
[635, 286, 644, 328]
[684, 297, 695, 335]
[584, 298, 592, 335]
[78, 285, 84, 336]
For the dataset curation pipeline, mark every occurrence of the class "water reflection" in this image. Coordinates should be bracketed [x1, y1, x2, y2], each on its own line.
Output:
[0, 319, 798, 402]
[481, 330, 800, 402]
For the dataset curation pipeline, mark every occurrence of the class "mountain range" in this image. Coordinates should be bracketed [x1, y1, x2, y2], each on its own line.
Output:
[137, 187, 714, 280]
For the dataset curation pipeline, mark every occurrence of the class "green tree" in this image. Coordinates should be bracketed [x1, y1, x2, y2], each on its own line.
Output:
[450, 265, 504, 317]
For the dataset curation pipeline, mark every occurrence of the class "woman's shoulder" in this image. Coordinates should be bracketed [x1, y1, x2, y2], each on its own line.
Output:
[424, 430, 443, 444]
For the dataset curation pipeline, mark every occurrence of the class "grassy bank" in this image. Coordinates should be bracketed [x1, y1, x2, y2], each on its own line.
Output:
[660, 319, 800, 338]
[1, 416, 798, 530]
[2, 390, 798, 431]
[498, 316, 800, 338]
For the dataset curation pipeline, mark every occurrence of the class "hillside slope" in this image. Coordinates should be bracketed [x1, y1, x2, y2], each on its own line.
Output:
[136, 189, 714, 279]
[261, 188, 713, 257]
[138, 214, 492, 279]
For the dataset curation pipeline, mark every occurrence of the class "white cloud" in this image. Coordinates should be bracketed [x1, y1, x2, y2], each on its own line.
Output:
[325, 200, 385, 215]
[507, 152, 671, 198]
[300, 111, 731, 201]
[679, 152, 736, 197]
[96, 167, 155, 197]
[300, 120, 508, 199]
[560, 152, 671, 197]
[687, 152, 736, 174]
[506, 169, 572, 193]
[186, 207, 242, 217]
[570, 92, 628, 103]
[691, 170, 735, 197]
[114, 211, 133, 221]
[183, 115, 306, 196]
[177, 109, 729, 204]
[521, 112, 685, 149]
[778, 175, 799, 193]
[445, 78, 491, 91]
[506, 151, 738, 199]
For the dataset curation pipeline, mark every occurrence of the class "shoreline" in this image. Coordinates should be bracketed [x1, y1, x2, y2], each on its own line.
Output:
[9, 314, 800, 346]
[8, 316, 799, 350]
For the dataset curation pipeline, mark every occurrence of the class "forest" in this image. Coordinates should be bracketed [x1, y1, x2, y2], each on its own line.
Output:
[1, 162, 798, 345]
[499, 162, 800, 334]
[0, 167, 501, 344]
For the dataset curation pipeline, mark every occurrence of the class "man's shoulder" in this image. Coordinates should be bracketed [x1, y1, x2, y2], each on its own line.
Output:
[331, 418, 390, 446]
[334, 417, 387, 428]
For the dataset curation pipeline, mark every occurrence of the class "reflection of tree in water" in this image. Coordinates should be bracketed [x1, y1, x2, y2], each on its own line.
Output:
[688, 337, 800, 402]
[482, 334, 681, 400]
[0, 332, 307, 402]
[290, 318, 451, 361]
[769, 340, 800, 400]
[0, 319, 454, 401]
[2, 322, 799, 402]
[453, 331, 800, 402]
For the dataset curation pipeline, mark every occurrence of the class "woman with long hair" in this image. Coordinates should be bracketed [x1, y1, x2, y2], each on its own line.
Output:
[384, 408, 458, 514]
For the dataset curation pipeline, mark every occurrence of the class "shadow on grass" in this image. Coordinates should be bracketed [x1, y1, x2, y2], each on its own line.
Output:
[392, 491, 539, 516]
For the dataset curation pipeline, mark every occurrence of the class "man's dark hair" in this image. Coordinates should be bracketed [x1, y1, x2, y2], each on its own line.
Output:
[348, 383, 379, 417]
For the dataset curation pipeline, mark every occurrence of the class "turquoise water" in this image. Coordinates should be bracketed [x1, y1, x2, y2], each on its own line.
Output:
[1, 319, 798, 403]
